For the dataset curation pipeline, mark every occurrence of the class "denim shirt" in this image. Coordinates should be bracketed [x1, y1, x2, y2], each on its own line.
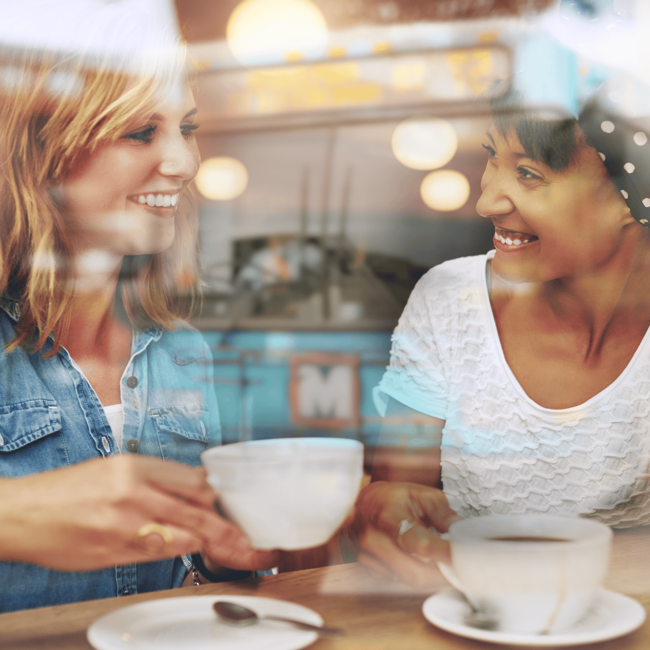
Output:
[0, 298, 221, 613]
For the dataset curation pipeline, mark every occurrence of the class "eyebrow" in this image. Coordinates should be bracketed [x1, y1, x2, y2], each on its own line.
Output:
[150, 108, 198, 121]
[485, 130, 532, 160]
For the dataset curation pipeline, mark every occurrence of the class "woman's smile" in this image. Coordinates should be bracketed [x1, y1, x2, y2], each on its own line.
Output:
[493, 226, 539, 250]
[127, 191, 181, 215]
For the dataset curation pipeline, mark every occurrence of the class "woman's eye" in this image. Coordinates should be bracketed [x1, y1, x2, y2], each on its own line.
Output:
[181, 123, 200, 138]
[518, 167, 541, 181]
[482, 143, 497, 159]
[123, 126, 156, 143]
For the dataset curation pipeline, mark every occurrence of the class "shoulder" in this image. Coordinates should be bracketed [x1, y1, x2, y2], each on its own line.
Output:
[415, 254, 486, 297]
[154, 322, 212, 365]
[402, 254, 488, 322]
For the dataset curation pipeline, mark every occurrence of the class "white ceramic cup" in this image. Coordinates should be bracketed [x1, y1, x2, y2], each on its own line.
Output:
[442, 514, 612, 635]
[201, 437, 364, 550]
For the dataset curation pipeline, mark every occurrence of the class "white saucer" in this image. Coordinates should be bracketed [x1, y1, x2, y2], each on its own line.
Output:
[87, 595, 322, 650]
[422, 589, 646, 647]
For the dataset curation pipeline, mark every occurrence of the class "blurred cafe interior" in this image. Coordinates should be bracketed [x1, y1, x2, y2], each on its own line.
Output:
[168, 0, 637, 455]
[6, 0, 650, 644]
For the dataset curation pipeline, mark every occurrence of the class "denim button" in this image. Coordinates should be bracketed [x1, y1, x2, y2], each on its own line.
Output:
[101, 437, 110, 453]
[126, 439, 139, 453]
[126, 376, 138, 388]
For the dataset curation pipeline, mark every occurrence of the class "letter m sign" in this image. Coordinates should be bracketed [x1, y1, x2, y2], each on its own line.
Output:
[289, 354, 359, 428]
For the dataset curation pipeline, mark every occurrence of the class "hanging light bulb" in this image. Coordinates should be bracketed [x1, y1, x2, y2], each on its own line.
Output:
[195, 157, 249, 201]
[420, 170, 470, 212]
[392, 118, 458, 170]
[227, 0, 327, 66]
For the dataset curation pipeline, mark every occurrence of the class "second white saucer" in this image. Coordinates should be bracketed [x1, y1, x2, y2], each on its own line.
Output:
[422, 589, 646, 647]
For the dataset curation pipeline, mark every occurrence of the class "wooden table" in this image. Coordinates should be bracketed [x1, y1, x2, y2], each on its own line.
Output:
[2, 527, 650, 650]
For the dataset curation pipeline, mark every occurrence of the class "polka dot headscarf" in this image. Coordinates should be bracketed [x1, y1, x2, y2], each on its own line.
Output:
[579, 100, 650, 227]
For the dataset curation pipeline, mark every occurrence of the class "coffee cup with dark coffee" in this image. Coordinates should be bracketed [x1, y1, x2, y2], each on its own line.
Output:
[439, 514, 612, 635]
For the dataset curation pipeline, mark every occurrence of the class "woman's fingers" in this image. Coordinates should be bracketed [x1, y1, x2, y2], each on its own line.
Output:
[373, 482, 460, 536]
[398, 524, 452, 563]
[130, 523, 203, 561]
[352, 481, 461, 586]
[141, 486, 240, 542]
[121, 458, 280, 572]
[359, 527, 447, 588]
[411, 485, 462, 533]
[128, 457, 217, 509]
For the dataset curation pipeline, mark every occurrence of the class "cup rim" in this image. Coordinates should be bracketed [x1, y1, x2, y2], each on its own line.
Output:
[449, 514, 612, 547]
[201, 437, 364, 464]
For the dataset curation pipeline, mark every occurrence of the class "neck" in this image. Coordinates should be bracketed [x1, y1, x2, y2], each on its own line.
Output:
[59, 250, 129, 356]
[540, 229, 650, 351]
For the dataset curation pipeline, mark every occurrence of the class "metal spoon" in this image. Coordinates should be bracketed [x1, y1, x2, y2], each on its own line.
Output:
[213, 601, 344, 637]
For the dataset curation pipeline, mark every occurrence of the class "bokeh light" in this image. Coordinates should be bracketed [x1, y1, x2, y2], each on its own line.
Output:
[392, 118, 458, 170]
[420, 170, 470, 212]
[196, 157, 249, 201]
[227, 0, 328, 66]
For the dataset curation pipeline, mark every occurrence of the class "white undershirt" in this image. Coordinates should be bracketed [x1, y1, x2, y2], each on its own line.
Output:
[103, 404, 124, 452]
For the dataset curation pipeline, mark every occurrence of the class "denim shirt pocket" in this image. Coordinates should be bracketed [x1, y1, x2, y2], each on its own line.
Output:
[150, 405, 210, 467]
[0, 399, 68, 475]
[167, 346, 207, 366]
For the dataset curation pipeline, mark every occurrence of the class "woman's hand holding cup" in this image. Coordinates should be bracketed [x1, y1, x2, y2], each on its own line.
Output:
[0, 455, 262, 572]
[349, 481, 461, 587]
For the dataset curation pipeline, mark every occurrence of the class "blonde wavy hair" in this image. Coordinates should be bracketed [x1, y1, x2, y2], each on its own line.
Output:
[0, 42, 201, 355]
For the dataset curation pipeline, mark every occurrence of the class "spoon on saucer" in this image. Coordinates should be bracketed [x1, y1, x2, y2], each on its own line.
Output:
[213, 601, 344, 637]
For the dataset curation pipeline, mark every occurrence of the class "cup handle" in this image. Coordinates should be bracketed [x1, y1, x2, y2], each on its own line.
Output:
[436, 560, 465, 592]
[437, 561, 485, 613]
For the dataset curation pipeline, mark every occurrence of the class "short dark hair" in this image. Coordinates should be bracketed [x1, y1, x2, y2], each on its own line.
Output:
[488, 79, 580, 171]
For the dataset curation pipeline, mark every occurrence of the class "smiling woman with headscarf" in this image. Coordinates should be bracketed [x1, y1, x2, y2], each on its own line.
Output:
[350, 85, 650, 587]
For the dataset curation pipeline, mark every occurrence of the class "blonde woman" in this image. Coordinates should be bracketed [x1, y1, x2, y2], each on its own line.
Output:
[0, 39, 275, 612]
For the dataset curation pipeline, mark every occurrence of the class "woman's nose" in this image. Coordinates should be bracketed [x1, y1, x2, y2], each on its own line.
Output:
[156, 133, 200, 182]
[476, 167, 514, 219]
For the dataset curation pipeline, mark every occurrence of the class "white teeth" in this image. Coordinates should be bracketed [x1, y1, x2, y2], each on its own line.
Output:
[495, 231, 534, 246]
[134, 192, 179, 207]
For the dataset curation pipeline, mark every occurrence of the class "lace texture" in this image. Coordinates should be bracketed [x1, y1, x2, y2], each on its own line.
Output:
[377, 253, 650, 528]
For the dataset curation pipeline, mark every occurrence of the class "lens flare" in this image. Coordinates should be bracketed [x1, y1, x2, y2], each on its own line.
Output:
[392, 118, 458, 170]
[227, 0, 328, 66]
[196, 157, 249, 201]
[420, 170, 470, 212]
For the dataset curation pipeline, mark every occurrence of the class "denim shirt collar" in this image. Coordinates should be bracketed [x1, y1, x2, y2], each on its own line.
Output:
[132, 326, 163, 354]
[0, 296, 20, 323]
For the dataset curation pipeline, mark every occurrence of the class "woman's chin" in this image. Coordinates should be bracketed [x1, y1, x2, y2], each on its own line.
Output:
[123, 231, 176, 257]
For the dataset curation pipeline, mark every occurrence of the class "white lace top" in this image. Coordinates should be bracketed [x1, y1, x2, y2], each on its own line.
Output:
[374, 251, 650, 528]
